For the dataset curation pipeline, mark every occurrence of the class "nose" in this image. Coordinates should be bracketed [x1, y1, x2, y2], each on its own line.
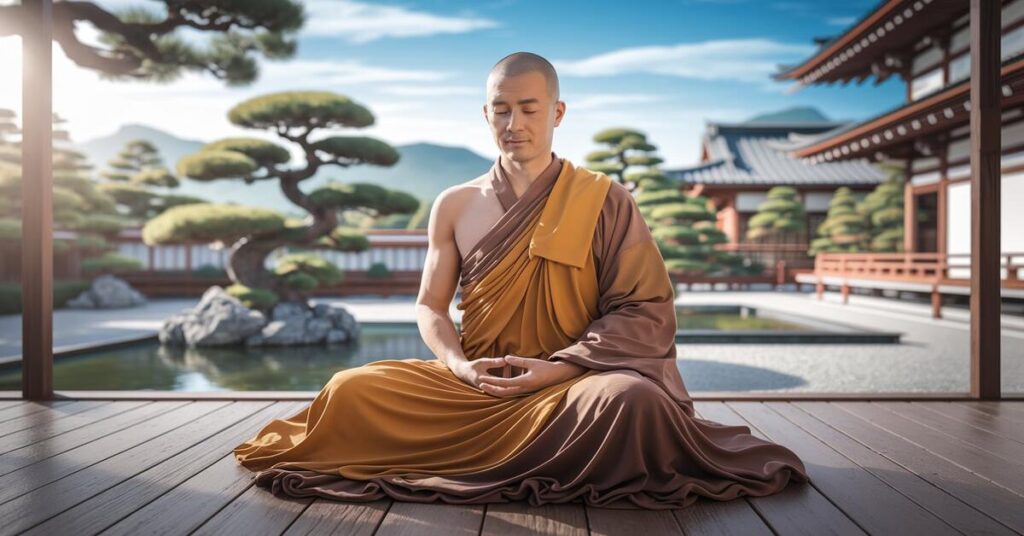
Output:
[505, 109, 524, 132]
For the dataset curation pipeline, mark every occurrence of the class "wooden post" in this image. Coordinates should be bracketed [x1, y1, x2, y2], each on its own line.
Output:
[21, 0, 54, 401]
[903, 182, 916, 253]
[931, 287, 942, 319]
[969, 0, 1001, 400]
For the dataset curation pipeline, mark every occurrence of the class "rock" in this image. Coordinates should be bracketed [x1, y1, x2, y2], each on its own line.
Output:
[303, 318, 332, 344]
[259, 318, 306, 345]
[158, 313, 187, 345]
[65, 275, 147, 309]
[161, 292, 361, 348]
[325, 329, 349, 345]
[160, 286, 265, 347]
[272, 301, 311, 321]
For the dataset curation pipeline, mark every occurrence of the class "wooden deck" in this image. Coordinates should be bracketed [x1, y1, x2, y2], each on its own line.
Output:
[0, 399, 1022, 535]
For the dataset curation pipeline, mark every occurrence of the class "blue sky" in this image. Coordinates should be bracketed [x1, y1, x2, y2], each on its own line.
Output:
[0, 0, 907, 168]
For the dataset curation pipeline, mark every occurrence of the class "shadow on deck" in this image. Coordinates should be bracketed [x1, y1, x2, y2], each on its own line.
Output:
[0, 398, 1021, 535]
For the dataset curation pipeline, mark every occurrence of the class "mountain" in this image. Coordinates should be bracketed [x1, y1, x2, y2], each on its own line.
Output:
[743, 106, 832, 124]
[73, 124, 493, 215]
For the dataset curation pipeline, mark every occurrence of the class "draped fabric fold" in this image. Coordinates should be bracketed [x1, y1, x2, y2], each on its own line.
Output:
[232, 153, 810, 509]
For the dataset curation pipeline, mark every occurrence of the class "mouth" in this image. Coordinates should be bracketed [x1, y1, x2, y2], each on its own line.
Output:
[506, 139, 528, 145]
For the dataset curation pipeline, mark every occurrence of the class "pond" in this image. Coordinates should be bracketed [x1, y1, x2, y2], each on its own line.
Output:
[675, 304, 900, 343]
[0, 305, 898, 391]
[0, 323, 436, 392]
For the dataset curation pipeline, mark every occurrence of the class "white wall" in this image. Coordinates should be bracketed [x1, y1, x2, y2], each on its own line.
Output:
[946, 171, 1024, 278]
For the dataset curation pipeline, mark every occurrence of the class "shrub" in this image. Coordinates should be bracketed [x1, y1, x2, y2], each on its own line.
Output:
[226, 283, 279, 310]
[367, 261, 391, 279]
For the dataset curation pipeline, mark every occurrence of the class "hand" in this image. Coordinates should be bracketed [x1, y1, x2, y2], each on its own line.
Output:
[478, 355, 588, 398]
[447, 356, 509, 391]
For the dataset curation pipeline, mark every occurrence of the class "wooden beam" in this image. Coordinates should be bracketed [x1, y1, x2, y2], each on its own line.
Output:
[904, 159, 915, 252]
[21, 0, 54, 401]
[969, 0, 1001, 400]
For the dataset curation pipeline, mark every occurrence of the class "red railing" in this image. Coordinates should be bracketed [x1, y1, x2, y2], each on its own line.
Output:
[809, 251, 1024, 318]
[814, 251, 1024, 284]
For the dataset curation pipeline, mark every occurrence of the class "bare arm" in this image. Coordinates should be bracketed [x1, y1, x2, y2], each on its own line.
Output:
[415, 189, 469, 369]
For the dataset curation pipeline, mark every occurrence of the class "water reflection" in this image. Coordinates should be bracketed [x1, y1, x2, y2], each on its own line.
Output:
[0, 324, 436, 391]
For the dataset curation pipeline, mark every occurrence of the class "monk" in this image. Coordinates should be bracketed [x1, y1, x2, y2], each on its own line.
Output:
[232, 51, 810, 509]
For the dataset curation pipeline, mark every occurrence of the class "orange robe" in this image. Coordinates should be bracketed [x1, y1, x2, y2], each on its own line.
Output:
[233, 153, 810, 509]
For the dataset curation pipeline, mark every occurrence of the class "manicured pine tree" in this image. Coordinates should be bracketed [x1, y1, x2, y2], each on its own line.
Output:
[809, 186, 870, 255]
[0, 111, 141, 273]
[142, 91, 419, 306]
[745, 185, 807, 243]
[585, 128, 663, 190]
[97, 139, 203, 222]
[0, 1, 304, 85]
[857, 163, 905, 252]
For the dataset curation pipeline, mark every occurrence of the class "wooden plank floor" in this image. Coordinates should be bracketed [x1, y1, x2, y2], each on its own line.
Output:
[0, 399, 1022, 535]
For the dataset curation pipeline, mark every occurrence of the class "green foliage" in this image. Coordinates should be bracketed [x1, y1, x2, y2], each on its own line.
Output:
[312, 136, 401, 166]
[0, 280, 91, 315]
[142, 203, 286, 245]
[406, 200, 431, 230]
[73, 214, 127, 235]
[585, 127, 670, 189]
[177, 150, 259, 181]
[202, 137, 291, 166]
[226, 284, 279, 310]
[634, 183, 748, 276]
[79, 0, 304, 85]
[75, 233, 112, 253]
[131, 167, 179, 188]
[0, 217, 19, 241]
[81, 253, 143, 274]
[228, 91, 375, 130]
[274, 252, 343, 288]
[745, 185, 806, 242]
[367, 261, 392, 279]
[166, 90, 411, 299]
[309, 182, 418, 216]
[282, 271, 318, 291]
[327, 226, 371, 252]
[810, 186, 869, 255]
[856, 173, 905, 253]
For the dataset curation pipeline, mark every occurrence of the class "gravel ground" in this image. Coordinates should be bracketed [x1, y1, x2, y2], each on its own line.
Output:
[674, 290, 1024, 394]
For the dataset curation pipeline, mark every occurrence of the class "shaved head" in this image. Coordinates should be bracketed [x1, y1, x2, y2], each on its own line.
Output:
[488, 52, 560, 102]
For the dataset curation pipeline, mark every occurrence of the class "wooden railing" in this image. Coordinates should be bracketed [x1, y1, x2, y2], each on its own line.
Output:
[814, 251, 1024, 283]
[809, 251, 1024, 318]
[120, 270, 424, 298]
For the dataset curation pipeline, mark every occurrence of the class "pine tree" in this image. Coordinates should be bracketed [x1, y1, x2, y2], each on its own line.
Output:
[809, 187, 870, 255]
[585, 128, 663, 190]
[142, 91, 419, 305]
[857, 163, 905, 252]
[745, 185, 806, 243]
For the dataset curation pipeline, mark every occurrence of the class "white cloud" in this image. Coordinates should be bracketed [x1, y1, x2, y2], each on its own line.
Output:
[552, 39, 815, 88]
[378, 85, 481, 97]
[302, 0, 499, 43]
[826, 16, 856, 27]
[0, 36, 455, 143]
[567, 93, 667, 111]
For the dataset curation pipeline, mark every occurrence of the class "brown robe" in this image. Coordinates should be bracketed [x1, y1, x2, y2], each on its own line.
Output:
[233, 152, 810, 509]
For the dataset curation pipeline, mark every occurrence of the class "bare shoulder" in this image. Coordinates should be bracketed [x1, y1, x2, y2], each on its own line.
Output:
[433, 174, 489, 217]
[429, 173, 490, 231]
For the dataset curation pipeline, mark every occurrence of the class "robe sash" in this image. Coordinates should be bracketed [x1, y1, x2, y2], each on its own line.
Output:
[458, 159, 612, 362]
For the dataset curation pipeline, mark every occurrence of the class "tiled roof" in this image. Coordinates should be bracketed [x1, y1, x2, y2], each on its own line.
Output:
[665, 122, 886, 186]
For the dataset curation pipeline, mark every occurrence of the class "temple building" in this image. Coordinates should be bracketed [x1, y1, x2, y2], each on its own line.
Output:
[770, 0, 1019, 309]
[772, 0, 1024, 281]
[664, 113, 887, 270]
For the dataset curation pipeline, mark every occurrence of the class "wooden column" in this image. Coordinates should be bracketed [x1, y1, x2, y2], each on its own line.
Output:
[21, 0, 54, 400]
[969, 0, 1001, 400]
[903, 187, 916, 252]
